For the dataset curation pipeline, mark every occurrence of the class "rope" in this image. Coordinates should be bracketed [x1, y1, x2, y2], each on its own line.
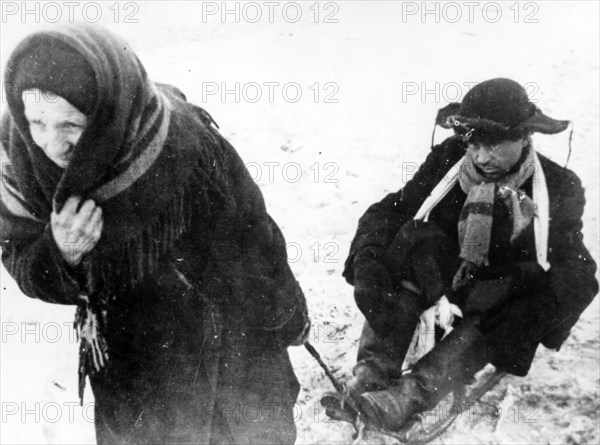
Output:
[304, 342, 345, 394]
[564, 121, 574, 168]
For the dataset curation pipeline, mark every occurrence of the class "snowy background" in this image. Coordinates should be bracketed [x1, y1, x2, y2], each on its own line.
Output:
[1, 1, 598, 444]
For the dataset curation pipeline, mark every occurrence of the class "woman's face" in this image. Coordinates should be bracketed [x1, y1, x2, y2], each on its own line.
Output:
[22, 89, 88, 168]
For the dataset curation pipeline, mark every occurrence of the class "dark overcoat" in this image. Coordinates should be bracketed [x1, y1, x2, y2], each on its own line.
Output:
[343, 136, 598, 376]
[2, 99, 306, 445]
[1, 24, 307, 445]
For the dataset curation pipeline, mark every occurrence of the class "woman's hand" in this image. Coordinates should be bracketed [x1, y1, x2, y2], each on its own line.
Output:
[51, 196, 103, 266]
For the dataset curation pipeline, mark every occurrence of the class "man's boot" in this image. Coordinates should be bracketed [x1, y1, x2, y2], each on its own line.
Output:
[346, 287, 424, 397]
[353, 317, 490, 432]
[321, 287, 423, 423]
[347, 220, 457, 401]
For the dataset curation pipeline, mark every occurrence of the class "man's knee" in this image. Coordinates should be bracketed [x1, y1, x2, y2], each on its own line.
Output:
[384, 220, 458, 304]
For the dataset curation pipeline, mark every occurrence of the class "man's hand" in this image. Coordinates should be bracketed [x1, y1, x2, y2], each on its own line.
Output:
[51, 196, 103, 266]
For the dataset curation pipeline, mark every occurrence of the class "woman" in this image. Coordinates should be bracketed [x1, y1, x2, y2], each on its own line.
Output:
[1, 24, 309, 444]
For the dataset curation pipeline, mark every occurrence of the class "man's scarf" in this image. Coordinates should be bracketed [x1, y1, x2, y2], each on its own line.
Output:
[1, 24, 222, 399]
[413, 144, 550, 291]
[450, 146, 537, 288]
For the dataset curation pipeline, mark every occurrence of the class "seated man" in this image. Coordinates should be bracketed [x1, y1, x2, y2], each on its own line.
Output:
[328, 78, 598, 431]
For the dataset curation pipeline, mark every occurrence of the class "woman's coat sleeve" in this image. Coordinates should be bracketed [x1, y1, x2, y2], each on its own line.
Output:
[1, 225, 85, 305]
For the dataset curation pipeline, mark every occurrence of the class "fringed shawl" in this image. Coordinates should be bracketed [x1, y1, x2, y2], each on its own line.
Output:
[1, 24, 226, 396]
[1, 24, 207, 272]
[1, 28, 306, 430]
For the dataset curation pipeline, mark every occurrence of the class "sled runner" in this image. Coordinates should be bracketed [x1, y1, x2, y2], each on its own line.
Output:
[315, 302, 507, 445]
[350, 365, 507, 445]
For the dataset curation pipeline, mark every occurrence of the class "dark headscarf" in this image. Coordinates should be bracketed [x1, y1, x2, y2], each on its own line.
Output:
[10, 39, 98, 116]
[1, 23, 220, 277]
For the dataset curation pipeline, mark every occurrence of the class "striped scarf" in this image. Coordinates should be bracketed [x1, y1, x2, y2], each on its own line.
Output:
[452, 146, 537, 289]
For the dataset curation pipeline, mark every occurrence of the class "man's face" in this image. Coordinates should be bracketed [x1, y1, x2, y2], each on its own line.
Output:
[466, 137, 528, 180]
[22, 89, 88, 169]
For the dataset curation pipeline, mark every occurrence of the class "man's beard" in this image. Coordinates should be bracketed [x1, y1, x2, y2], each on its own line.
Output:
[473, 162, 504, 180]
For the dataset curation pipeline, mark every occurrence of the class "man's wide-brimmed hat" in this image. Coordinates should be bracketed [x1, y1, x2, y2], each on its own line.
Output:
[436, 78, 570, 138]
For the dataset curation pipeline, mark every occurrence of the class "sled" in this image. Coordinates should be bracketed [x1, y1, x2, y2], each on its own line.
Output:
[351, 365, 507, 445]
[316, 297, 507, 445]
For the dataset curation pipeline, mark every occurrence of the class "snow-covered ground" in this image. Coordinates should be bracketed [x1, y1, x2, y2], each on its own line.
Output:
[1, 2, 598, 444]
